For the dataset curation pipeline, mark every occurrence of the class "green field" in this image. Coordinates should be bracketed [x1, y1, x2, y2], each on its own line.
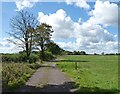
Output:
[56, 55, 119, 93]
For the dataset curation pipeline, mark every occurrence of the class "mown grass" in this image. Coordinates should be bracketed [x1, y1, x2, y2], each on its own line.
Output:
[56, 55, 119, 93]
[2, 62, 41, 92]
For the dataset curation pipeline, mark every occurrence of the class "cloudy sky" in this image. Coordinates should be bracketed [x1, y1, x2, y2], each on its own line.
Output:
[0, 0, 119, 54]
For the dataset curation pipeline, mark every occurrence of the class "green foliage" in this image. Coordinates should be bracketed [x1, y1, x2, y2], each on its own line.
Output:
[2, 54, 19, 63]
[29, 54, 39, 63]
[19, 52, 39, 63]
[28, 63, 41, 69]
[73, 51, 86, 55]
[56, 55, 119, 93]
[2, 63, 35, 91]
[2, 53, 39, 63]
[18, 52, 27, 62]
[40, 51, 55, 61]
[46, 42, 63, 55]
[64, 51, 87, 55]
[34, 23, 53, 61]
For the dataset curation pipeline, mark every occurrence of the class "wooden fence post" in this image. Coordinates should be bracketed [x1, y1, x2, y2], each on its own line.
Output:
[75, 62, 77, 70]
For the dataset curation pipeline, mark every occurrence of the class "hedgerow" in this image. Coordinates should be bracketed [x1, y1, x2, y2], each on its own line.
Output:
[2, 63, 35, 91]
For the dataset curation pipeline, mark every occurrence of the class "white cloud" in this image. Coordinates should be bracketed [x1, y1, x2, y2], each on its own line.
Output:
[37, 8, 118, 54]
[57, 42, 76, 51]
[88, 0, 118, 27]
[65, 0, 90, 10]
[38, 9, 74, 40]
[0, 37, 23, 53]
[15, 0, 39, 11]
[73, 23, 117, 53]
[4, 0, 117, 54]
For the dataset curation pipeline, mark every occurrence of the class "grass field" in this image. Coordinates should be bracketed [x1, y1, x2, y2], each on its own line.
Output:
[56, 55, 119, 93]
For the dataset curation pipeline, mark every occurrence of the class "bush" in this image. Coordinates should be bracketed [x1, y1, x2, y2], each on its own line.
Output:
[18, 52, 27, 62]
[29, 54, 39, 63]
[2, 54, 19, 63]
[39, 51, 55, 61]
[2, 63, 35, 91]
[2, 53, 40, 63]
[28, 63, 41, 69]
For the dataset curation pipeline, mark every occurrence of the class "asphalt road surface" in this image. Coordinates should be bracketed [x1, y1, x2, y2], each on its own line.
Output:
[14, 62, 77, 93]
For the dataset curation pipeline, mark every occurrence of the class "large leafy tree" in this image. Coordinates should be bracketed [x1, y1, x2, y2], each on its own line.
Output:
[34, 23, 53, 61]
[46, 42, 63, 55]
[9, 11, 38, 62]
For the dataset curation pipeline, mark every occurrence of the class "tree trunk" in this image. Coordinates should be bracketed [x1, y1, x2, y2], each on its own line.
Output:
[41, 44, 45, 61]
[25, 38, 30, 63]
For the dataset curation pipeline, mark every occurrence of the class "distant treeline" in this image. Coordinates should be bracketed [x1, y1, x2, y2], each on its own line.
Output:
[65, 51, 87, 55]
[63, 51, 120, 55]
[1, 49, 119, 63]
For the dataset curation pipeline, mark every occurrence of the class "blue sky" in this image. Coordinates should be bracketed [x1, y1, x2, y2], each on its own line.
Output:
[2, 2, 92, 36]
[0, 0, 118, 54]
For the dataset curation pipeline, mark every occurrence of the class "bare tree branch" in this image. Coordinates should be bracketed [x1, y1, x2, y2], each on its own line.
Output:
[9, 10, 38, 62]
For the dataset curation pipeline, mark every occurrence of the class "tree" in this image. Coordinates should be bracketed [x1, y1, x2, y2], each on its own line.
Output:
[34, 23, 53, 61]
[101, 52, 104, 55]
[46, 42, 63, 55]
[80, 51, 86, 55]
[9, 11, 38, 62]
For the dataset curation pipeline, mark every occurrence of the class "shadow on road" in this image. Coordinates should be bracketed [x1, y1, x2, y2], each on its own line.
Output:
[50, 59, 88, 63]
[40, 82, 77, 92]
[2, 81, 77, 93]
[2, 81, 119, 93]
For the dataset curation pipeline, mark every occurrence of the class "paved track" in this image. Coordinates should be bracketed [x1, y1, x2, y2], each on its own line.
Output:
[15, 62, 77, 92]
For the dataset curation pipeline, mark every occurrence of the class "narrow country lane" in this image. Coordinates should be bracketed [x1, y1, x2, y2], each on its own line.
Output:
[14, 62, 77, 92]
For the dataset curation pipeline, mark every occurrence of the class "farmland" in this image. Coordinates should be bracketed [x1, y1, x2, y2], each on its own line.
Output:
[56, 55, 119, 93]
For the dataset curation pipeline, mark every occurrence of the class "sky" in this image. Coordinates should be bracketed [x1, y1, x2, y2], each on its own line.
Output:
[0, 0, 119, 54]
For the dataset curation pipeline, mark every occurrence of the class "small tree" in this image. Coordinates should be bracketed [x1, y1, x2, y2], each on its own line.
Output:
[34, 23, 53, 61]
[9, 11, 38, 62]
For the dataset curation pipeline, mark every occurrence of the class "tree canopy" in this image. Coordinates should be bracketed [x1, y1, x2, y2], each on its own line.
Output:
[9, 10, 38, 62]
[34, 23, 53, 61]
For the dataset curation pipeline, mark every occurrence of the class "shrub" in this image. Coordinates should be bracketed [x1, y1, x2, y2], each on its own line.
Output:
[28, 63, 41, 69]
[44, 51, 55, 61]
[2, 53, 40, 63]
[2, 54, 19, 63]
[2, 63, 35, 91]
[29, 54, 39, 63]
[18, 52, 27, 62]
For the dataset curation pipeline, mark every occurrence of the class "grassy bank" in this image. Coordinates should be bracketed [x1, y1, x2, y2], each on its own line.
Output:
[56, 55, 119, 93]
[2, 62, 41, 91]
